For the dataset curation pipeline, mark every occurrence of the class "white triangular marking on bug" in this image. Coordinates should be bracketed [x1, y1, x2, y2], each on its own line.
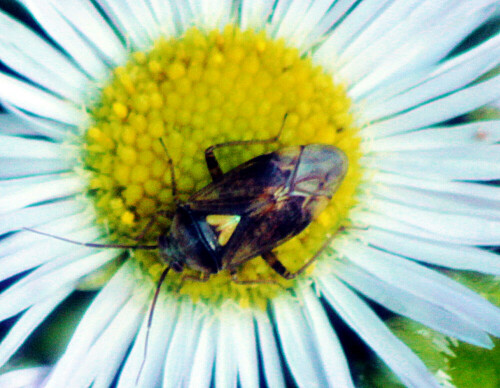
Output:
[206, 215, 241, 246]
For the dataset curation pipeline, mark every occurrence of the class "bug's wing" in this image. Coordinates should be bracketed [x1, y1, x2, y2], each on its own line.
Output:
[218, 145, 347, 267]
[221, 195, 312, 269]
[189, 149, 300, 204]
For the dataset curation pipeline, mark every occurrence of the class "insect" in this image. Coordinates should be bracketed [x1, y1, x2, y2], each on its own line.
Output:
[27, 122, 348, 282]
[160, 143, 348, 282]
[24, 117, 348, 381]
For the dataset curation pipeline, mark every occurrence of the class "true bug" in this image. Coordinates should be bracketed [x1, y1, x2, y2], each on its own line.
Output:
[24, 117, 348, 380]
[26, 119, 348, 282]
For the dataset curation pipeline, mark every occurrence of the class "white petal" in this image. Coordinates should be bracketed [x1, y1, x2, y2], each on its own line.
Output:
[0, 39, 83, 102]
[96, 0, 153, 50]
[0, 367, 50, 388]
[368, 121, 500, 152]
[169, 1, 195, 31]
[314, 0, 392, 67]
[343, 1, 481, 87]
[355, 211, 490, 246]
[335, 260, 493, 347]
[367, 144, 500, 181]
[365, 228, 500, 275]
[298, 286, 355, 387]
[197, 0, 233, 30]
[186, 318, 217, 388]
[360, 33, 500, 120]
[369, 198, 500, 243]
[0, 197, 83, 237]
[0, 108, 72, 142]
[148, 0, 177, 36]
[0, 224, 99, 283]
[0, 210, 93, 256]
[118, 293, 178, 388]
[10, 236, 105, 289]
[240, 0, 275, 31]
[0, 73, 86, 126]
[48, 0, 127, 66]
[305, 0, 358, 49]
[44, 262, 136, 388]
[336, 0, 423, 70]
[268, 0, 293, 34]
[273, 0, 314, 42]
[0, 248, 117, 321]
[372, 183, 500, 219]
[355, 66, 433, 108]
[0, 286, 73, 369]
[272, 294, 329, 387]
[350, 1, 498, 100]
[375, 171, 500, 203]
[163, 300, 201, 388]
[68, 291, 148, 388]
[254, 311, 286, 388]
[0, 10, 89, 94]
[0, 173, 62, 192]
[216, 305, 238, 388]
[232, 309, 259, 388]
[339, 241, 500, 337]
[286, 0, 338, 51]
[361, 74, 500, 138]
[124, 0, 161, 40]
[0, 113, 38, 136]
[0, 134, 78, 177]
[19, 0, 108, 81]
[0, 159, 75, 179]
[0, 173, 85, 213]
[0, 135, 69, 159]
[319, 276, 441, 387]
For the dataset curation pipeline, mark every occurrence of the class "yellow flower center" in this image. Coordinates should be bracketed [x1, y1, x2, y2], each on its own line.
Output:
[84, 26, 362, 308]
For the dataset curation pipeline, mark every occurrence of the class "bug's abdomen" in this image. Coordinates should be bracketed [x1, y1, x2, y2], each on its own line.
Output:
[222, 145, 348, 267]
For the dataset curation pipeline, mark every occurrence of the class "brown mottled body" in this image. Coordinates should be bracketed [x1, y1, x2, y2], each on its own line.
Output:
[161, 144, 347, 276]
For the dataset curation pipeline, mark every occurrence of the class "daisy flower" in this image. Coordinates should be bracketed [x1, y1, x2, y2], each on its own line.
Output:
[1, 1, 500, 387]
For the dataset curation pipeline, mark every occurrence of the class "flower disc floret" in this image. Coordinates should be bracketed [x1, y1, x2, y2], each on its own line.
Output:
[85, 26, 361, 307]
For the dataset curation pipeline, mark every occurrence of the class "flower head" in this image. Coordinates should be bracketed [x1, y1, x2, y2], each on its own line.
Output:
[0, 1, 499, 387]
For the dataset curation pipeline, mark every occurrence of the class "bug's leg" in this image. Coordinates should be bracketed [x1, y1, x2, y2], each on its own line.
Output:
[204, 113, 288, 182]
[263, 248, 324, 280]
[263, 226, 350, 280]
[261, 251, 295, 279]
[132, 210, 174, 242]
[204, 145, 225, 182]
[229, 268, 284, 288]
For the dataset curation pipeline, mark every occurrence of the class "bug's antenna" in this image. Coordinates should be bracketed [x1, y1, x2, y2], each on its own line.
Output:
[276, 112, 288, 140]
[136, 266, 170, 384]
[22, 228, 158, 250]
[158, 138, 179, 204]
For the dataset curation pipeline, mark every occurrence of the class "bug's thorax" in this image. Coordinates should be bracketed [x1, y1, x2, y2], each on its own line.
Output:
[161, 204, 223, 274]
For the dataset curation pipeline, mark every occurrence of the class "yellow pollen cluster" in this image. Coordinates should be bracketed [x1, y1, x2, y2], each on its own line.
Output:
[84, 26, 361, 307]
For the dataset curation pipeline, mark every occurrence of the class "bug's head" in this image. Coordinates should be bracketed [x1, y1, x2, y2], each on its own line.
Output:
[158, 233, 185, 272]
